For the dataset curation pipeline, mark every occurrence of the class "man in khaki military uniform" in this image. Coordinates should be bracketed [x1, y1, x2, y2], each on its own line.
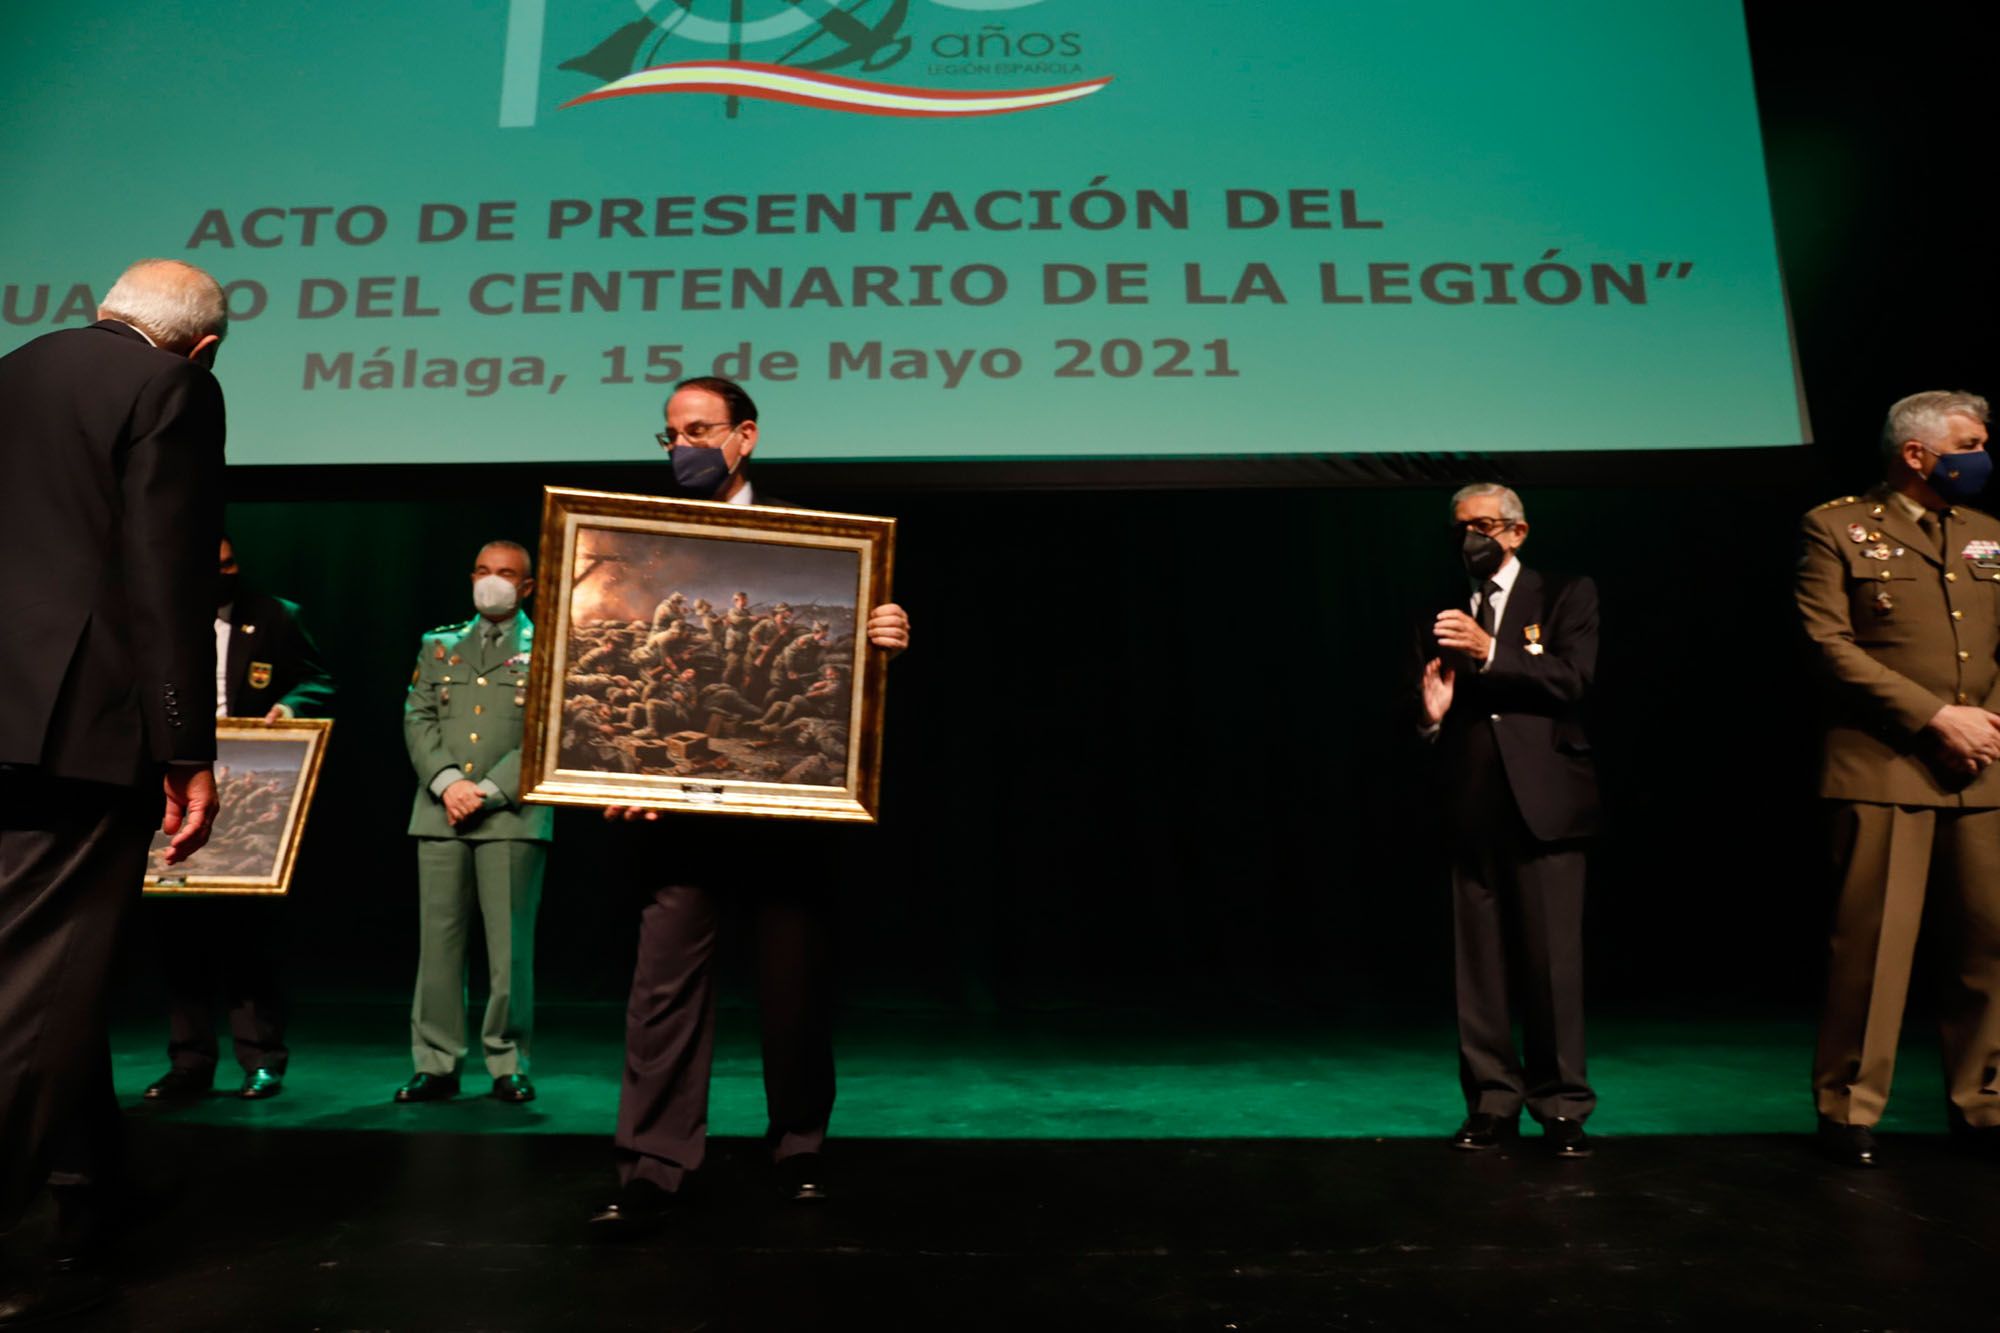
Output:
[1797, 390, 2000, 1167]
[396, 540, 554, 1104]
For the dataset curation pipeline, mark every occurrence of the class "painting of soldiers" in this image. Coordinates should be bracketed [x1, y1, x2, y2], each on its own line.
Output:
[144, 722, 332, 891]
[553, 525, 862, 789]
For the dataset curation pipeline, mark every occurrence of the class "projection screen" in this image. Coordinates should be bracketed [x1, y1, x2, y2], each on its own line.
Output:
[0, 1, 1806, 466]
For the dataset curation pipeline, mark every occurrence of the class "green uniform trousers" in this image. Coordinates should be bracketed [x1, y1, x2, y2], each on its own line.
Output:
[410, 838, 545, 1078]
[1814, 802, 2000, 1128]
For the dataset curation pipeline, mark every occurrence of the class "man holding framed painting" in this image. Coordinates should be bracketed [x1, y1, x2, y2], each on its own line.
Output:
[527, 377, 909, 1233]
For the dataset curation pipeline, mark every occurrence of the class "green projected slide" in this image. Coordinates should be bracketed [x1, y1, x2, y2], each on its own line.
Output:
[0, 1, 1805, 465]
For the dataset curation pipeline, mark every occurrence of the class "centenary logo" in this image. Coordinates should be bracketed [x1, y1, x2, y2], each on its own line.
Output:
[499, 0, 1109, 125]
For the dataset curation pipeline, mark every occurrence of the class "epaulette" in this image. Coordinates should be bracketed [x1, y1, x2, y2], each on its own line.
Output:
[1808, 496, 1860, 513]
[426, 617, 474, 637]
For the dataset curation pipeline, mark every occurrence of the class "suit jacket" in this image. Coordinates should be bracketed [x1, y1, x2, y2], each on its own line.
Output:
[0, 321, 226, 785]
[224, 589, 337, 719]
[1796, 484, 2000, 807]
[1427, 564, 1602, 843]
[404, 611, 554, 841]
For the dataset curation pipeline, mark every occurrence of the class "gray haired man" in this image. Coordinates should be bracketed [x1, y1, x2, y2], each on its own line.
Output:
[1418, 483, 1602, 1158]
[1796, 390, 2000, 1167]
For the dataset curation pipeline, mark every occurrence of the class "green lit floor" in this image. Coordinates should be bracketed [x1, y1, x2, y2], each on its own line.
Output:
[108, 1006, 1958, 1139]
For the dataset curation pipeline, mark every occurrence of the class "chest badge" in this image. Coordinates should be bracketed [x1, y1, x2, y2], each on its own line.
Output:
[1963, 539, 2000, 568]
[247, 661, 272, 690]
[1875, 589, 1895, 615]
[1523, 624, 1545, 656]
[1864, 543, 1895, 560]
[1848, 523, 1870, 544]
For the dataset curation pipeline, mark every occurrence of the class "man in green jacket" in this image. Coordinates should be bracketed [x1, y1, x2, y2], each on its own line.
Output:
[396, 539, 554, 1104]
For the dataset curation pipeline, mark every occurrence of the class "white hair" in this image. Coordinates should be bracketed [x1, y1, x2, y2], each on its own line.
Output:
[1449, 483, 1525, 525]
[1881, 390, 1989, 459]
[97, 259, 227, 352]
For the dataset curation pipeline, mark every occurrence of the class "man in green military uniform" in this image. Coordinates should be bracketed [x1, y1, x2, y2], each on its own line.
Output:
[396, 539, 554, 1104]
[1797, 390, 2000, 1167]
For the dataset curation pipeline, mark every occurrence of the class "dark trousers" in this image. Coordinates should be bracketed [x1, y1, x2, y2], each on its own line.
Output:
[1447, 722, 1594, 1124]
[615, 871, 836, 1192]
[155, 898, 289, 1079]
[0, 772, 152, 1226]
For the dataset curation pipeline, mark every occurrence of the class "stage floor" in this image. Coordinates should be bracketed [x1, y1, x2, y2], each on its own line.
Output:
[26, 1122, 1999, 1331]
[17, 1007, 1973, 1328]
[102, 1005, 1962, 1140]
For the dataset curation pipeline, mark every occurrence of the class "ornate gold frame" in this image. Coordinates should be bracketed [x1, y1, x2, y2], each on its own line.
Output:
[521, 486, 895, 822]
[143, 717, 334, 896]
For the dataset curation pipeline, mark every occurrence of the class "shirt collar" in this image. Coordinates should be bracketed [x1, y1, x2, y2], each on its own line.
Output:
[1476, 555, 1522, 594]
[726, 477, 756, 507]
[1886, 488, 1930, 524]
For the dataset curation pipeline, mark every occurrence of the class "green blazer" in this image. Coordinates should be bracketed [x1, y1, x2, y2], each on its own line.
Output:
[404, 611, 555, 841]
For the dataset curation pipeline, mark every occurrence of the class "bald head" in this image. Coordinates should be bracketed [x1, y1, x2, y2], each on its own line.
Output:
[98, 259, 227, 358]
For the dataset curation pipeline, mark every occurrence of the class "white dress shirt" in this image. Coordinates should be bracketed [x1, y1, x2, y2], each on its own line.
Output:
[215, 606, 233, 717]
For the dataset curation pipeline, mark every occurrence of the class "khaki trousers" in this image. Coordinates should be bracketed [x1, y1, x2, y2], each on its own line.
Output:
[410, 838, 545, 1078]
[1814, 802, 2000, 1128]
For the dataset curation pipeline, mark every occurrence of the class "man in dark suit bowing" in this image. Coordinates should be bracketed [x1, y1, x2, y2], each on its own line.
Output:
[0, 259, 226, 1321]
[143, 535, 336, 1104]
[1418, 483, 1601, 1159]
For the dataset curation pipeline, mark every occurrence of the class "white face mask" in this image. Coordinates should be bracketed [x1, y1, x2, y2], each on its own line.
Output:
[473, 574, 519, 619]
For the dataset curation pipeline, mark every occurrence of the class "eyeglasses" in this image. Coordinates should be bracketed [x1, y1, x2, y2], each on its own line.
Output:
[655, 421, 738, 450]
[1451, 517, 1515, 537]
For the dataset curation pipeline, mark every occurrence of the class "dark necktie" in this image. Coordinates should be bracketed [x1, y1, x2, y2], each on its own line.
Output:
[1477, 579, 1501, 635]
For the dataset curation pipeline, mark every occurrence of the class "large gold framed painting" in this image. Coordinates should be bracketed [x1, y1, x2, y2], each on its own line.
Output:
[521, 487, 895, 822]
[144, 718, 333, 895]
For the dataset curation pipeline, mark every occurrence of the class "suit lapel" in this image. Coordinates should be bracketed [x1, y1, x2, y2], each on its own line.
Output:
[449, 620, 484, 672]
[1874, 505, 1940, 569]
[1497, 565, 1543, 650]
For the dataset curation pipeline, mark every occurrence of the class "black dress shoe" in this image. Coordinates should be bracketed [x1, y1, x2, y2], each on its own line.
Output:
[774, 1153, 828, 1203]
[1543, 1117, 1593, 1158]
[1948, 1120, 2000, 1159]
[1450, 1113, 1520, 1151]
[491, 1074, 536, 1103]
[141, 1068, 212, 1103]
[239, 1069, 284, 1100]
[1816, 1116, 1881, 1168]
[393, 1072, 460, 1103]
[587, 1180, 677, 1237]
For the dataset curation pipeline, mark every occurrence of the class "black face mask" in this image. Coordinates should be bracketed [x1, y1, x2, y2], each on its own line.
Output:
[216, 572, 240, 609]
[1459, 530, 1506, 581]
[669, 439, 737, 499]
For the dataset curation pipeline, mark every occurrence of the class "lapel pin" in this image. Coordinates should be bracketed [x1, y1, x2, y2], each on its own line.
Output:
[1523, 624, 1544, 656]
